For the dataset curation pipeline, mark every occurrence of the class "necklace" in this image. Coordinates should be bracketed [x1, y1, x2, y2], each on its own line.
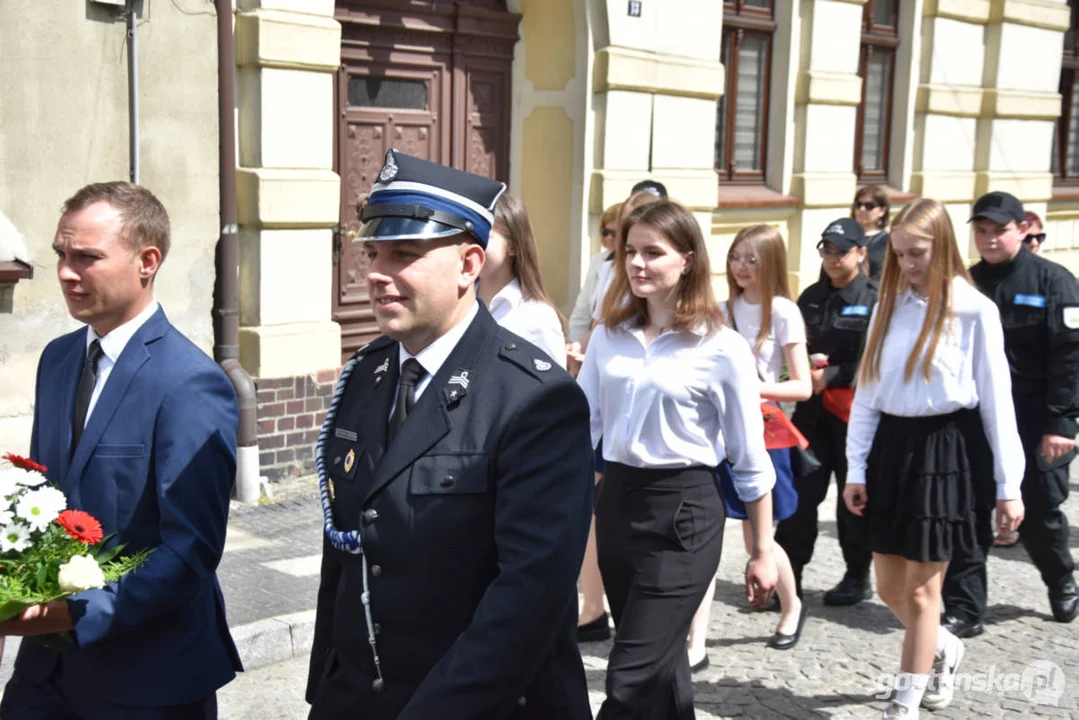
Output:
[911, 286, 929, 302]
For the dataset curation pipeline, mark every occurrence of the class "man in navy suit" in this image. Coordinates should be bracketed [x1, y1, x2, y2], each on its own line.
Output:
[0, 182, 242, 719]
[305, 151, 595, 719]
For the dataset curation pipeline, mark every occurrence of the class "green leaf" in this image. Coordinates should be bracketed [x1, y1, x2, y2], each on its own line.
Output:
[94, 542, 127, 565]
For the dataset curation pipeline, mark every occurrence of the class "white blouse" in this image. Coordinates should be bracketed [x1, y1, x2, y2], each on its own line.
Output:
[489, 279, 567, 368]
[723, 296, 807, 383]
[577, 322, 776, 503]
[846, 278, 1024, 500]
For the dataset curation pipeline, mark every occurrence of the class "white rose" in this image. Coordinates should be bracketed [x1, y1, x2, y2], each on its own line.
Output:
[57, 554, 106, 593]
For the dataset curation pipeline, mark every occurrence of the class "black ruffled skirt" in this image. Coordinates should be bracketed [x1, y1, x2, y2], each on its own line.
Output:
[865, 408, 995, 563]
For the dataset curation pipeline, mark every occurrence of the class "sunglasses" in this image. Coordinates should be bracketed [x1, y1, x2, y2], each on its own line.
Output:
[816, 242, 853, 258]
[1024, 233, 1046, 245]
[854, 201, 879, 211]
[601, 227, 617, 238]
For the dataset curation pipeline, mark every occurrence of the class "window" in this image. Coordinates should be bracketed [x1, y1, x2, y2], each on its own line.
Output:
[1053, 0, 1079, 183]
[854, 0, 899, 183]
[715, 0, 775, 184]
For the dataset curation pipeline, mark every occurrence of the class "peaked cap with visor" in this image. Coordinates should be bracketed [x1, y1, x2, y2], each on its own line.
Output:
[358, 149, 508, 248]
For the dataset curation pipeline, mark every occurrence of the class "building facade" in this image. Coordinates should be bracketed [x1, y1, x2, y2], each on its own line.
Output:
[2, 0, 1077, 480]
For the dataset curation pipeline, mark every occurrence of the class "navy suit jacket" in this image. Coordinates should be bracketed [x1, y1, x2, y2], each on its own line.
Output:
[13, 307, 242, 707]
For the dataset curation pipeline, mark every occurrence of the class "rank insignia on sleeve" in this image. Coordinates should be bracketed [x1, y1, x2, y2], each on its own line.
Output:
[533, 358, 552, 372]
[1064, 306, 1079, 329]
[344, 448, 356, 474]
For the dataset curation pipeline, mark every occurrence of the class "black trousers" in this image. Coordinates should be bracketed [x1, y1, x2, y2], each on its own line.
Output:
[595, 463, 725, 720]
[0, 671, 216, 720]
[775, 412, 870, 584]
[943, 396, 1077, 622]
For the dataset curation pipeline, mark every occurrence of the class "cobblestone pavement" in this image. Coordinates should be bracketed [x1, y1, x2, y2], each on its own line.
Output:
[6, 471, 1079, 718]
[217, 468, 1079, 719]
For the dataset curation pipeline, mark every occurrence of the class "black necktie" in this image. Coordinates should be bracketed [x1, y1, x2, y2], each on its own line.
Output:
[388, 358, 426, 444]
[72, 340, 104, 452]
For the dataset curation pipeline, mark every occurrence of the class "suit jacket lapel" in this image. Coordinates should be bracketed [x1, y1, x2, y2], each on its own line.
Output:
[343, 351, 397, 475]
[67, 309, 168, 489]
[366, 307, 497, 502]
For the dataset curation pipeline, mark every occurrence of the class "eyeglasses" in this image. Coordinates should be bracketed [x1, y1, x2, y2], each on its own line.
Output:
[817, 243, 853, 258]
[854, 201, 879, 211]
[728, 254, 758, 267]
[601, 227, 617, 238]
[1024, 233, 1046, 245]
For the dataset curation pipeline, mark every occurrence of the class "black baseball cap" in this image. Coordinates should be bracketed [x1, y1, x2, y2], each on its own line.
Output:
[969, 191, 1024, 226]
[818, 217, 867, 252]
[631, 180, 667, 198]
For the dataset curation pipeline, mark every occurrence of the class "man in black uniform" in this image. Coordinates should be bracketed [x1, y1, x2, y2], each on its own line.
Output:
[776, 218, 878, 605]
[305, 150, 595, 719]
[941, 191, 1079, 637]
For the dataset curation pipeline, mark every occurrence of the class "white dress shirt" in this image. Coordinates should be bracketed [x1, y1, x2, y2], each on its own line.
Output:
[723, 296, 807, 383]
[846, 278, 1024, 499]
[391, 301, 478, 417]
[577, 322, 776, 503]
[83, 300, 160, 426]
[568, 250, 610, 342]
[591, 259, 616, 322]
[488, 279, 566, 368]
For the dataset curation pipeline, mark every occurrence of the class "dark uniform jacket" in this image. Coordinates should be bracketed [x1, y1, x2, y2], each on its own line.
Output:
[970, 247, 1079, 492]
[306, 305, 595, 720]
[792, 272, 879, 428]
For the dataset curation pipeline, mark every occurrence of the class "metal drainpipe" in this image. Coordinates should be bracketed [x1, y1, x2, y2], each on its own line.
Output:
[214, 0, 260, 504]
[126, 1, 139, 184]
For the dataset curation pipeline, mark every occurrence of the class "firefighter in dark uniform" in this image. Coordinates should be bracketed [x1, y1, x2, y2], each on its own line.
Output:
[305, 150, 595, 719]
[941, 191, 1079, 635]
[775, 218, 878, 605]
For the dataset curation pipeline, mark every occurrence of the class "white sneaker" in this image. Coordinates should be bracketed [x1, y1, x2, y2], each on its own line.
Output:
[882, 700, 918, 719]
[922, 635, 965, 709]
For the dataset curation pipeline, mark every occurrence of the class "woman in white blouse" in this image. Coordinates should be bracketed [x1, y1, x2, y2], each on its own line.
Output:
[578, 200, 778, 718]
[687, 224, 812, 668]
[478, 193, 567, 367]
[843, 198, 1026, 719]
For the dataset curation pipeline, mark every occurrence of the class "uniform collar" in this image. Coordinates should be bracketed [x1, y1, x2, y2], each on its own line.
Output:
[87, 299, 160, 363]
[397, 301, 479, 380]
[830, 272, 868, 303]
[976, 244, 1030, 280]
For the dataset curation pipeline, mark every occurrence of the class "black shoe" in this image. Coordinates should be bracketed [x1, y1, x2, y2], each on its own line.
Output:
[822, 576, 871, 606]
[941, 615, 984, 639]
[768, 604, 808, 650]
[1049, 579, 1079, 623]
[577, 612, 611, 642]
[690, 654, 710, 673]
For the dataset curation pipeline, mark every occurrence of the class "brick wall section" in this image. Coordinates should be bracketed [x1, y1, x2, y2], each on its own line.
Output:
[255, 368, 341, 480]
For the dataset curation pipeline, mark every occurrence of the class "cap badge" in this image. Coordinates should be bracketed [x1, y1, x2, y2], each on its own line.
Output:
[344, 448, 356, 474]
[533, 358, 552, 372]
[826, 223, 844, 235]
[378, 151, 398, 183]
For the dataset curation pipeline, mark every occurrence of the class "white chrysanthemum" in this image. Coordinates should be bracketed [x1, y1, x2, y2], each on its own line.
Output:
[0, 470, 19, 499]
[58, 554, 106, 593]
[0, 523, 31, 553]
[0, 503, 12, 526]
[14, 486, 66, 532]
[1, 467, 47, 489]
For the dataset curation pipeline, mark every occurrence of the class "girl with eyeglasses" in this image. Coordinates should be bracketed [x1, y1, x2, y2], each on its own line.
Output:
[774, 218, 878, 612]
[578, 200, 778, 718]
[852, 185, 891, 280]
[686, 224, 812, 666]
[843, 198, 1024, 718]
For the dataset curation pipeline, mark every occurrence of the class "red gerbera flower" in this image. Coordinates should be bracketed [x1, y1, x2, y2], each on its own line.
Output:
[4, 452, 47, 473]
[56, 510, 104, 545]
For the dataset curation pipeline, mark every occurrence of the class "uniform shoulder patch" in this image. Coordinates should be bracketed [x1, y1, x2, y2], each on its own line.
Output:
[1064, 306, 1079, 329]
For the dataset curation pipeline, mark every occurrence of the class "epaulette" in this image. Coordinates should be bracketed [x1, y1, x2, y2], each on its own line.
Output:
[348, 335, 395, 364]
[497, 338, 557, 383]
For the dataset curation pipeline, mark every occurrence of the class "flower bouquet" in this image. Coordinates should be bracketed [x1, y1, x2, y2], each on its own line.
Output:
[0, 452, 149, 625]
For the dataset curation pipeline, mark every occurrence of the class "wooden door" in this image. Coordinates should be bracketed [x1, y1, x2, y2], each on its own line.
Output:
[334, 0, 520, 362]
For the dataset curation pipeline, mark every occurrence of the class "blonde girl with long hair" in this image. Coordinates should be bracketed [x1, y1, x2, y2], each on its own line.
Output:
[687, 225, 812, 668]
[843, 198, 1025, 718]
